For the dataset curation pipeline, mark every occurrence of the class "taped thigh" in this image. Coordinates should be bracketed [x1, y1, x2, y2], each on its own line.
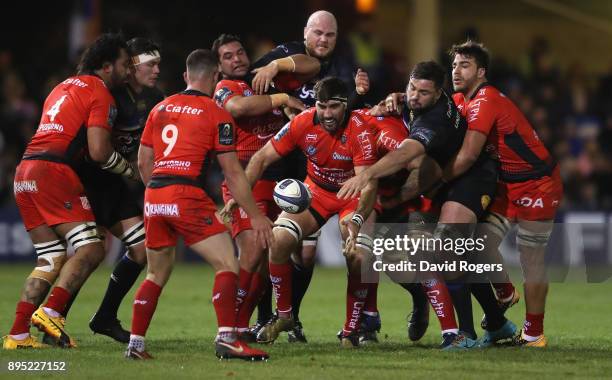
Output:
[65, 222, 102, 250]
[29, 240, 67, 284]
[273, 217, 303, 242]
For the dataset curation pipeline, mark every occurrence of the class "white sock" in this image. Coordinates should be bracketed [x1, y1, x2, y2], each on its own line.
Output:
[43, 307, 60, 318]
[10, 333, 30, 341]
[128, 334, 145, 352]
[442, 328, 459, 336]
[522, 332, 540, 342]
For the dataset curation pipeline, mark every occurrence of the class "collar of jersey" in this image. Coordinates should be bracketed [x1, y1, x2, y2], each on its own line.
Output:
[469, 82, 490, 101]
[181, 89, 211, 97]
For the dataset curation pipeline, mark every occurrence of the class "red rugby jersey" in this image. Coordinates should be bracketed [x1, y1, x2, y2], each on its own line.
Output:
[24, 75, 115, 162]
[453, 84, 555, 182]
[271, 108, 378, 191]
[141, 90, 236, 180]
[214, 79, 286, 162]
[373, 114, 410, 197]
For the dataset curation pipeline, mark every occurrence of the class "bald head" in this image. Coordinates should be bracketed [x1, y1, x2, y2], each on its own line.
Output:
[304, 10, 337, 59]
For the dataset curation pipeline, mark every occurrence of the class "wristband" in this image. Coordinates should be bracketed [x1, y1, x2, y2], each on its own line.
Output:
[351, 213, 365, 228]
[101, 151, 137, 179]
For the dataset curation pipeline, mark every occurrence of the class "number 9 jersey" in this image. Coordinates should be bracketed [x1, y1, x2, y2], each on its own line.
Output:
[140, 89, 236, 182]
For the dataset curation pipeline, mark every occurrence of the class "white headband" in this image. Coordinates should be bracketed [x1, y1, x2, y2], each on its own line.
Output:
[131, 50, 161, 65]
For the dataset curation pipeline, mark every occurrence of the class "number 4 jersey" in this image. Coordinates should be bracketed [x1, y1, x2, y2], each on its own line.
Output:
[24, 75, 116, 163]
[140, 89, 236, 182]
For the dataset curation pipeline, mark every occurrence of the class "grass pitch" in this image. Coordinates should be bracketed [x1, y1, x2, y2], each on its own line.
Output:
[1, 263, 611, 379]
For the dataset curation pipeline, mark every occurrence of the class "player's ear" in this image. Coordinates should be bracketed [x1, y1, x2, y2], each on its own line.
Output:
[102, 61, 113, 75]
[183, 71, 188, 85]
[477, 67, 486, 80]
[304, 27, 308, 41]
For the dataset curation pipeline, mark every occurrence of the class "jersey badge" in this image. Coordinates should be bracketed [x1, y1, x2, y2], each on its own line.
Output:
[218, 123, 234, 145]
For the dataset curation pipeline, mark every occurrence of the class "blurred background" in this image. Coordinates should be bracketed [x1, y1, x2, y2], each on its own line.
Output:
[1, 0, 611, 266]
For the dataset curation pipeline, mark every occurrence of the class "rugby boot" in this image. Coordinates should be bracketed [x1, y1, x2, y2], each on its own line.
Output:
[31, 307, 75, 348]
[512, 329, 547, 348]
[3, 334, 49, 349]
[440, 332, 477, 351]
[481, 289, 520, 330]
[287, 320, 308, 343]
[478, 319, 517, 347]
[257, 314, 294, 343]
[215, 340, 269, 361]
[89, 313, 130, 343]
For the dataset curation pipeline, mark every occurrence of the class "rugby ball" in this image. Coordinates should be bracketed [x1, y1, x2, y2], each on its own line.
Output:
[273, 179, 312, 214]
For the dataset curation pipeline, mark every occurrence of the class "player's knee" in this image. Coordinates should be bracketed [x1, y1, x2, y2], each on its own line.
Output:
[299, 230, 320, 267]
[482, 212, 511, 240]
[126, 244, 147, 266]
[434, 222, 474, 241]
[120, 220, 146, 250]
[65, 222, 103, 252]
[28, 239, 67, 284]
[516, 225, 552, 251]
[271, 218, 301, 262]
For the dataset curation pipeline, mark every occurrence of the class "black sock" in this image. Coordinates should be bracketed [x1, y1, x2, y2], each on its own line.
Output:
[447, 280, 477, 338]
[470, 280, 506, 331]
[62, 287, 82, 318]
[257, 280, 273, 324]
[399, 282, 428, 309]
[95, 253, 143, 319]
[291, 262, 314, 322]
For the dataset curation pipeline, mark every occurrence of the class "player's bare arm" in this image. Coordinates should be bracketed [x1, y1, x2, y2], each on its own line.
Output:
[342, 165, 378, 255]
[244, 141, 283, 188]
[338, 139, 426, 200]
[442, 129, 487, 181]
[224, 93, 305, 119]
[137, 144, 154, 184]
[88, 126, 140, 181]
[252, 54, 321, 94]
[217, 151, 274, 248]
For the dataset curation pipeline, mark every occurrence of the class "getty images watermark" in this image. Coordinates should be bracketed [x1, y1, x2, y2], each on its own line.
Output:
[370, 233, 503, 274]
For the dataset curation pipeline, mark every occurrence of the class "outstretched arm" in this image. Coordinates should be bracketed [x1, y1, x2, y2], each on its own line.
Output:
[337, 139, 426, 199]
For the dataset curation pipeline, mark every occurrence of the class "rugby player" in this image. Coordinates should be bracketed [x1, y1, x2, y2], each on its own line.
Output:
[249, 10, 377, 342]
[446, 41, 563, 347]
[83, 37, 165, 342]
[340, 61, 514, 349]
[4, 33, 135, 349]
[212, 33, 305, 342]
[241, 77, 380, 347]
[126, 49, 273, 360]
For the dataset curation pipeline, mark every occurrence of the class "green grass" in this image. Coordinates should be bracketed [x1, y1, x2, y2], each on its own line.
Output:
[1, 264, 611, 379]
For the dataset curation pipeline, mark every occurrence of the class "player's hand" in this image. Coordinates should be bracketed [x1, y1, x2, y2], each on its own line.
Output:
[355, 68, 370, 95]
[341, 217, 361, 257]
[219, 198, 238, 224]
[385, 92, 405, 114]
[250, 214, 275, 249]
[251, 62, 279, 94]
[367, 100, 389, 117]
[338, 172, 372, 200]
[285, 96, 306, 113]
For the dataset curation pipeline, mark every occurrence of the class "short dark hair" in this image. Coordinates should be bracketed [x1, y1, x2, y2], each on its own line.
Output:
[77, 33, 127, 74]
[314, 77, 348, 102]
[449, 40, 490, 72]
[186, 49, 218, 77]
[409, 61, 446, 89]
[211, 34, 243, 58]
[127, 37, 161, 57]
